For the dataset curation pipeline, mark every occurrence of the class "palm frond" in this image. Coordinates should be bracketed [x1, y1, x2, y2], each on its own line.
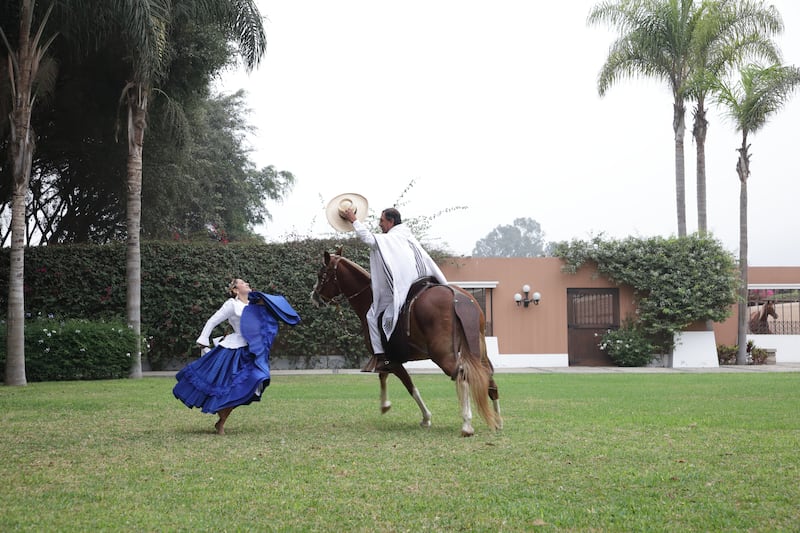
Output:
[184, 0, 266, 70]
[712, 63, 800, 134]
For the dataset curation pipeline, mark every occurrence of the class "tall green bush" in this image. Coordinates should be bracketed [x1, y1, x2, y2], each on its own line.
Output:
[553, 234, 738, 355]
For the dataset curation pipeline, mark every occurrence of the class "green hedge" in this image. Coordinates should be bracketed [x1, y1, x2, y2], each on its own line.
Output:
[0, 239, 372, 369]
[0, 318, 136, 381]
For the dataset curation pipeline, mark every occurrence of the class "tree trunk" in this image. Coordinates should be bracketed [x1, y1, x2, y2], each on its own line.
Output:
[673, 100, 687, 237]
[125, 84, 148, 378]
[736, 136, 750, 365]
[6, 187, 29, 386]
[693, 102, 709, 235]
[4, 0, 36, 386]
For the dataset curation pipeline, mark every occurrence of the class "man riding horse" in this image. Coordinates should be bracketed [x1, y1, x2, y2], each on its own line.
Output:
[333, 197, 447, 373]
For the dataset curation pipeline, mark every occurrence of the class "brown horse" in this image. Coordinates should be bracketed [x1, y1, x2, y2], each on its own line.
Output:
[749, 300, 778, 334]
[311, 250, 502, 436]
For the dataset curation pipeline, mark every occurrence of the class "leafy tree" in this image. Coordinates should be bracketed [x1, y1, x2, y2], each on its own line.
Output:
[2, 16, 283, 246]
[472, 217, 547, 257]
[141, 90, 294, 241]
[17, 32, 130, 244]
[710, 63, 800, 364]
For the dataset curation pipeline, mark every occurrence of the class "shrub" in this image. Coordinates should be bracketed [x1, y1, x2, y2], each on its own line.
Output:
[0, 318, 138, 381]
[748, 341, 769, 365]
[716, 341, 769, 365]
[599, 324, 658, 367]
[717, 344, 737, 365]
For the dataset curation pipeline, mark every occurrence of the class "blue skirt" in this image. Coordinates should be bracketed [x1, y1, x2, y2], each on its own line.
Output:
[173, 345, 270, 414]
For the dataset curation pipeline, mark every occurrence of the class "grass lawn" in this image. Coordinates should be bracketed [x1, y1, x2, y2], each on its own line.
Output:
[1, 372, 799, 532]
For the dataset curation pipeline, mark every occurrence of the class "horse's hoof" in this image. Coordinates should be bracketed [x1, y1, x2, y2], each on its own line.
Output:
[461, 429, 475, 437]
[381, 402, 391, 414]
[420, 420, 431, 429]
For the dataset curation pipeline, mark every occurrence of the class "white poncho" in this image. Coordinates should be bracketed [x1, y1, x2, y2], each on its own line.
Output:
[353, 220, 447, 340]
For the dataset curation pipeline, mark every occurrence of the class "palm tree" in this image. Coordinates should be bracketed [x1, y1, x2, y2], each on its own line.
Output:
[104, 0, 266, 377]
[0, 0, 58, 386]
[687, 0, 782, 234]
[711, 63, 800, 364]
[589, 0, 699, 237]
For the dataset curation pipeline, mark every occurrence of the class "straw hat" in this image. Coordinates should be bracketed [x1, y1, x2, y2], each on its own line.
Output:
[325, 193, 369, 232]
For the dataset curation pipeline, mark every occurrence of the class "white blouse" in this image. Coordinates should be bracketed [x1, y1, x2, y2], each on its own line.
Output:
[195, 298, 248, 349]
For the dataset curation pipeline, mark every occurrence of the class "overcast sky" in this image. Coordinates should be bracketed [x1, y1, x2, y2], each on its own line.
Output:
[219, 0, 800, 266]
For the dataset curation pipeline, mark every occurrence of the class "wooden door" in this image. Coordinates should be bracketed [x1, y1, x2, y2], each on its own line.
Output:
[567, 288, 619, 366]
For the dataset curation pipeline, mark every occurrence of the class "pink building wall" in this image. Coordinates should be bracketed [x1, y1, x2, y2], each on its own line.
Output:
[439, 258, 800, 361]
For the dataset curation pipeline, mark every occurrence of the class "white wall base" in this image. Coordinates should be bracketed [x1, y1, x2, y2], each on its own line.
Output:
[747, 334, 800, 363]
[490, 353, 569, 368]
[403, 336, 568, 370]
[671, 331, 719, 368]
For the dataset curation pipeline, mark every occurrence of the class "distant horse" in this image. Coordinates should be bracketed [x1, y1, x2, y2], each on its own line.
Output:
[749, 300, 778, 334]
[311, 249, 502, 436]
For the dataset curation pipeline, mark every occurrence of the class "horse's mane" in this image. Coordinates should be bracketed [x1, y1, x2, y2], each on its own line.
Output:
[337, 254, 370, 278]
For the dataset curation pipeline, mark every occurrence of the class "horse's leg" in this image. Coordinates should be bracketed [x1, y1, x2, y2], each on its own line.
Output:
[391, 365, 432, 428]
[379, 372, 391, 414]
[456, 370, 475, 437]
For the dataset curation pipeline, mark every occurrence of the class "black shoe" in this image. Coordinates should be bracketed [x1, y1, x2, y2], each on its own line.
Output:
[375, 357, 393, 372]
[360, 355, 393, 373]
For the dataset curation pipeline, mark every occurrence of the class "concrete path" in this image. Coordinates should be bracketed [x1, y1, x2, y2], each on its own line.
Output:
[144, 362, 800, 378]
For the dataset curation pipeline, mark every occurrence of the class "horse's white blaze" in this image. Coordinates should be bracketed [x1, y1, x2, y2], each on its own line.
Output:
[411, 387, 432, 428]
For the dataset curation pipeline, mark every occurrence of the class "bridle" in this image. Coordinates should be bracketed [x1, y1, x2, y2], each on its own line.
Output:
[314, 255, 371, 306]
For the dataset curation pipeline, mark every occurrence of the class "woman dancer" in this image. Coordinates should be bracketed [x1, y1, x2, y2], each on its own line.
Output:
[173, 278, 299, 434]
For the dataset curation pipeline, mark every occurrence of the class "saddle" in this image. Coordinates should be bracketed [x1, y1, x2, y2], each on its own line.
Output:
[364, 277, 482, 372]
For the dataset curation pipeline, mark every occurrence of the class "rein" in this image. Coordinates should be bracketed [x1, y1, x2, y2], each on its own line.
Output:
[317, 255, 370, 306]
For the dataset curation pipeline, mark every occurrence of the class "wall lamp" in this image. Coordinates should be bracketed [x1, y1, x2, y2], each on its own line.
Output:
[514, 284, 541, 307]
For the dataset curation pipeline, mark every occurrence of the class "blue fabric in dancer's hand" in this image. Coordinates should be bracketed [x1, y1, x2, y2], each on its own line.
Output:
[241, 292, 301, 377]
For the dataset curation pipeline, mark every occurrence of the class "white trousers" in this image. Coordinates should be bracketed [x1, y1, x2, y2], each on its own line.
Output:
[366, 306, 384, 354]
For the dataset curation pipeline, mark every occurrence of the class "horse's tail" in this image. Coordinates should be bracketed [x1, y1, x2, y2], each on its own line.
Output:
[458, 331, 501, 431]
